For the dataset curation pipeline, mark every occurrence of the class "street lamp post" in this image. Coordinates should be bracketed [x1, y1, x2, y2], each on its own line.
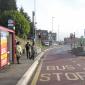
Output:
[32, 11, 35, 45]
[52, 17, 53, 33]
[58, 24, 59, 42]
[32, 0, 36, 45]
[52, 17, 54, 45]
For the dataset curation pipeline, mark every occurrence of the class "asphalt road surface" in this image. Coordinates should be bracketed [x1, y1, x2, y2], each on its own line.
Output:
[30, 45, 85, 85]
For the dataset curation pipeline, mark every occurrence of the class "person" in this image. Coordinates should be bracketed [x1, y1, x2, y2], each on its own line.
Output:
[16, 41, 22, 64]
[25, 42, 31, 59]
[30, 44, 35, 60]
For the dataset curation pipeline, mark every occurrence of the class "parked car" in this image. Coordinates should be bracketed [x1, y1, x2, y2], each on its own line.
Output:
[44, 41, 50, 46]
[42, 40, 50, 46]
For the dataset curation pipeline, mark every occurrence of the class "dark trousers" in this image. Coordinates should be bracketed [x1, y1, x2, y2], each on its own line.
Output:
[31, 54, 34, 60]
[16, 56, 20, 64]
[26, 50, 30, 59]
[31, 50, 35, 60]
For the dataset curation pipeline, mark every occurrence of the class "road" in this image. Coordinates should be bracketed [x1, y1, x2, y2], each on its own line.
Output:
[29, 45, 85, 85]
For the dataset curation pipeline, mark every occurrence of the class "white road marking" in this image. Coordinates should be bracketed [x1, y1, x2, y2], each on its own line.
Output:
[40, 74, 51, 81]
[76, 72, 85, 80]
[47, 66, 56, 70]
[77, 64, 81, 67]
[39, 72, 85, 82]
[47, 65, 76, 71]
[65, 73, 79, 80]
[53, 73, 62, 81]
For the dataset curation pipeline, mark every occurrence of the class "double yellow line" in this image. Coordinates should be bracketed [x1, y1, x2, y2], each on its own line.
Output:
[31, 61, 43, 85]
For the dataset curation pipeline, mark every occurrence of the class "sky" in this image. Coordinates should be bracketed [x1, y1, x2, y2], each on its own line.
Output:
[17, 0, 85, 41]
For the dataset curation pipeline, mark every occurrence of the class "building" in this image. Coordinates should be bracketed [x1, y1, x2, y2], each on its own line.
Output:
[64, 37, 80, 48]
[36, 29, 57, 45]
[36, 29, 48, 41]
[48, 32, 57, 43]
[52, 33, 57, 42]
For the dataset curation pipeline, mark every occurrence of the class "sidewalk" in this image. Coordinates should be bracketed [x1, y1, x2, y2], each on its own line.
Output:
[0, 53, 35, 85]
[0, 45, 52, 85]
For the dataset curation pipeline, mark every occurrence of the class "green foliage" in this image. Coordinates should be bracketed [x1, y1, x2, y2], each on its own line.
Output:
[0, 0, 32, 39]
[20, 7, 34, 39]
[20, 7, 31, 22]
[0, 10, 30, 38]
[0, 0, 17, 12]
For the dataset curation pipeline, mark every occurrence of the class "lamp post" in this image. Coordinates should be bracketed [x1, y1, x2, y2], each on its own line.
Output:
[58, 24, 59, 42]
[52, 17, 54, 33]
[32, 0, 36, 45]
[32, 11, 35, 45]
[52, 17, 54, 45]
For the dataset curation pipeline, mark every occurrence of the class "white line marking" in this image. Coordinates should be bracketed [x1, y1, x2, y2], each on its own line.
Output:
[77, 64, 81, 67]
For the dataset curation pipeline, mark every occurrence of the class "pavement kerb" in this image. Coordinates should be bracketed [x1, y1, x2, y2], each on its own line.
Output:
[16, 47, 52, 85]
[16, 59, 39, 85]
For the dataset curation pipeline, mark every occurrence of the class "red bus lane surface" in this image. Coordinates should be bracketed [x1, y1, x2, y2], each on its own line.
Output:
[30, 48, 85, 85]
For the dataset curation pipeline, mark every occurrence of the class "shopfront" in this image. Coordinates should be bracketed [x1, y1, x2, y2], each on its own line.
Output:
[0, 26, 16, 69]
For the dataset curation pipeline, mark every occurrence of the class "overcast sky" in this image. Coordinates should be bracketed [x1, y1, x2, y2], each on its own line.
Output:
[17, 0, 85, 41]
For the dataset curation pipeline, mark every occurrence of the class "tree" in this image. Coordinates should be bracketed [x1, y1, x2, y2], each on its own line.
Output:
[20, 7, 31, 22]
[0, 10, 30, 38]
[0, 0, 17, 12]
[20, 7, 34, 39]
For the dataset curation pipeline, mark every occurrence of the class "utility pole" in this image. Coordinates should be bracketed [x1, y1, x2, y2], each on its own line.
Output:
[58, 24, 59, 42]
[32, 0, 36, 45]
[52, 17, 54, 33]
[74, 32, 75, 48]
[32, 11, 35, 45]
[52, 17, 54, 45]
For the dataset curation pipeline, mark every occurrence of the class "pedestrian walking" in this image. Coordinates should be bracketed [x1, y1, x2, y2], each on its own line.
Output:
[30, 44, 35, 60]
[16, 41, 22, 64]
[25, 42, 31, 59]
